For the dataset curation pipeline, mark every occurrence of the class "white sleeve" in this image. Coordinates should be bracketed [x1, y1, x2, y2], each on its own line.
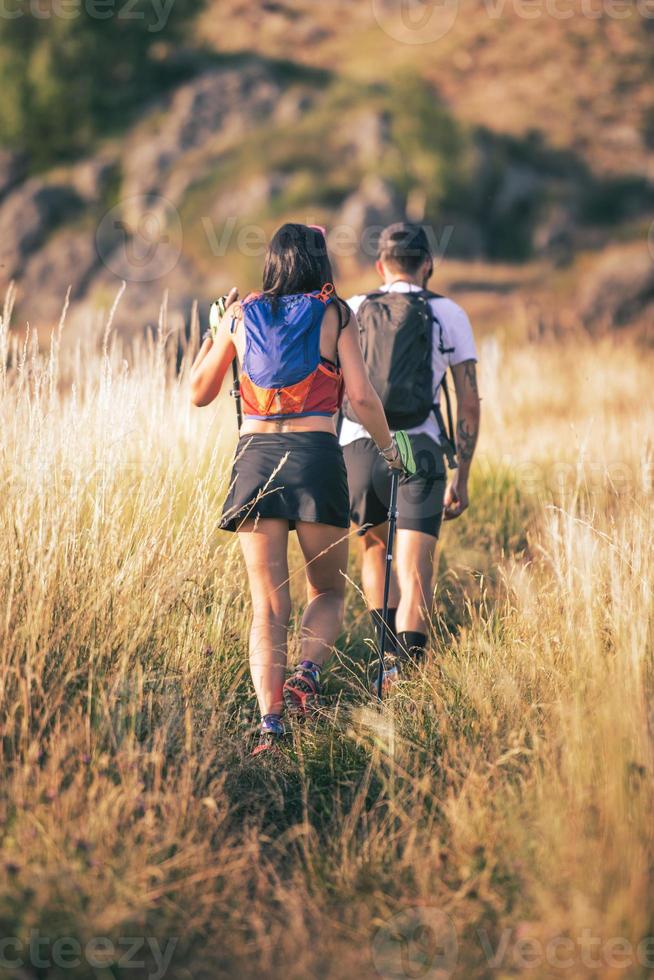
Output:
[440, 301, 477, 366]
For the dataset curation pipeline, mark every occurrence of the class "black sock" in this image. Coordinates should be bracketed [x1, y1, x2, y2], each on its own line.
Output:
[371, 607, 397, 653]
[397, 631, 427, 663]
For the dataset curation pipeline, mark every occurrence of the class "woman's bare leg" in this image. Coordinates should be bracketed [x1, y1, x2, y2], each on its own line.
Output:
[238, 519, 291, 715]
[295, 521, 349, 667]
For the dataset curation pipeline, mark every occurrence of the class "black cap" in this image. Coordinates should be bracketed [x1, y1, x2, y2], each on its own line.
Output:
[377, 222, 432, 259]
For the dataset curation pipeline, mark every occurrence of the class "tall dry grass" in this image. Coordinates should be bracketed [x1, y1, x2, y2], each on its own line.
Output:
[0, 288, 652, 979]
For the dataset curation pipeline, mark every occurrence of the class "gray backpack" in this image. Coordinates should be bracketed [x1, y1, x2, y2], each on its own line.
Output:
[342, 289, 457, 466]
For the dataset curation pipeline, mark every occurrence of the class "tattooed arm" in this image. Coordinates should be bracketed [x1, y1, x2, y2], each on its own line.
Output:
[443, 359, 481, 521]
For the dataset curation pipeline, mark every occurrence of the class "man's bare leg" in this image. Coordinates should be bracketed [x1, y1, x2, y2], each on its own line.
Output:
[359, 522, 399, 651]
[395, 528, 437, 660]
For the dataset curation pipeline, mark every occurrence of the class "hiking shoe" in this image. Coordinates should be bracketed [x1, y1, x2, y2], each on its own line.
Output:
[372, 648, 427, 696]
[283, 663, 321, 717]
[371, 655, 401, 698]
[251, 715, 285, 758]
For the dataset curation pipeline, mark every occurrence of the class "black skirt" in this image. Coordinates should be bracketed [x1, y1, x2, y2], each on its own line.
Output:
[220, 431, 350, 532]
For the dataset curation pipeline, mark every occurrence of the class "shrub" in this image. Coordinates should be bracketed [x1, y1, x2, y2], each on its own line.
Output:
[0, 0, 202, 167]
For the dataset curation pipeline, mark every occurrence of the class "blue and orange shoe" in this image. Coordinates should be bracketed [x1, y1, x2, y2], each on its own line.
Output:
[251, 714, 285, 757]
[283, 660, 322, 717]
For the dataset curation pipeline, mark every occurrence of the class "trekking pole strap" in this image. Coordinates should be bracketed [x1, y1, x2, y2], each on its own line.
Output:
[387, 469, 399, 527]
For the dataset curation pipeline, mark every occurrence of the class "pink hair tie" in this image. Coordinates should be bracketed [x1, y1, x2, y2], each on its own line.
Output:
[308, 224, 327, 237]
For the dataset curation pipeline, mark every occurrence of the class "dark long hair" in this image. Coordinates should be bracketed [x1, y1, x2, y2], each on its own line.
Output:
[261, 223, 350, 325]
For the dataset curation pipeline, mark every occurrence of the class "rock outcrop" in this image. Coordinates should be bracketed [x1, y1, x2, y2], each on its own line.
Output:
[120, 65, 282, 231]
[0, 180, 83, 283]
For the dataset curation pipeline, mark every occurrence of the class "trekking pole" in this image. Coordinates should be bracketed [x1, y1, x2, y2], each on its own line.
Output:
[376, 469, 400, 701]
[374, 432, 416, 701]
[211, 295, 243, 431]
[230, 358, 243, 430]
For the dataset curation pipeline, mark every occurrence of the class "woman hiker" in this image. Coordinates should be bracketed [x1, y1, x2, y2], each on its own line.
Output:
[190, 223, 414, 755]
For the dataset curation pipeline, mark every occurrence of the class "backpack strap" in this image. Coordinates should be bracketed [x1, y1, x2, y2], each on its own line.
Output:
[421, 295, 457, 468]
[313, 282, 350, 340]
[433, 373, 457, 470]
[421, 295, 455, 356]
[340, 296, 354, 329]
[437, 323, 455, 356]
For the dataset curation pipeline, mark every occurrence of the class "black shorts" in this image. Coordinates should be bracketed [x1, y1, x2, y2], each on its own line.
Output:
[343, 434, 446, 538]
[220, 431, 350, 532]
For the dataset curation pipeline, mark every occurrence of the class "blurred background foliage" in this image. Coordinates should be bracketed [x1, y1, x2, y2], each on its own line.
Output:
[0, 0, 201, 165]
[0, 0, 653, 336]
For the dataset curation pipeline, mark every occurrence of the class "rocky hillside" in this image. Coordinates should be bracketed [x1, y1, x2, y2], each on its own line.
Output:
[200, 0, 654, 179]
[1, 1, 653, 340]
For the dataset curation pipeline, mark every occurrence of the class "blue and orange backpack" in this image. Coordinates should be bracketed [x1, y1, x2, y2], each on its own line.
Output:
[233, 283, 344, 421]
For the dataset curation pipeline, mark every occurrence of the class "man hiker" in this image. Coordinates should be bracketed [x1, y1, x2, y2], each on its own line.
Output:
[339, 222, 481, 690]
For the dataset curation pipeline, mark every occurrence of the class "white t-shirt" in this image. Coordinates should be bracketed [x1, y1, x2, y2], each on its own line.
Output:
[339, 281, 478, 447]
